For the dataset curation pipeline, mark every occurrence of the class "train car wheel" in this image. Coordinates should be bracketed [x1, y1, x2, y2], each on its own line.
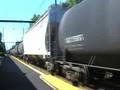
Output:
[71, 71, 80, 86]
[46, 62, 54, 75]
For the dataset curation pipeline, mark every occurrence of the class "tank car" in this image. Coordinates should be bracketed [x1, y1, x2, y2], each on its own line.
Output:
[9, 42, 23, 57]
[57, 0, 120, 87]
[17, 42, 24, 58]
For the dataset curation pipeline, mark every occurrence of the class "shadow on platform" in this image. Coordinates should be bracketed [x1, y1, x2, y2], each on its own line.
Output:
[0, 56, 37, 90]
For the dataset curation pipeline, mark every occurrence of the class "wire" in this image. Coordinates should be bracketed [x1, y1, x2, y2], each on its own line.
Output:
[34, 0, 48, 14]
[38, 0, 47, 8]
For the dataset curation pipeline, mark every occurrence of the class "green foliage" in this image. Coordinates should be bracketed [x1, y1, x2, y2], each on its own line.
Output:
[29, 14, 40, 28]
[0, 42, 6, 56]
[0, 52, 5, 56]
[67, 0, 83, 7]
[61, 2, 69, 8]
[31, 14, 40, 21]
[67, 0, 76, 7]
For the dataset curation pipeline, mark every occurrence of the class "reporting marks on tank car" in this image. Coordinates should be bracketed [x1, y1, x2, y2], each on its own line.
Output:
[65, 34, 84, 44]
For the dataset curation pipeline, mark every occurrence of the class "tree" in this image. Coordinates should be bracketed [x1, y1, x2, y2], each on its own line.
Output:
[31, 14, 40, 21]
[61, 2, 69, 8]
[29, 14, 40, 28]
[67, 0, 83, 7]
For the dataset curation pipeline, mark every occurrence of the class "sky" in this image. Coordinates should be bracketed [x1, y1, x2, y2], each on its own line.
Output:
[0, 0, 66, 50]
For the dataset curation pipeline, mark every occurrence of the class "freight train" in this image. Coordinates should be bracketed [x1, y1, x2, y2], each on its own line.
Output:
[9, 0, 120, 89]
[9, 42, 23, 57]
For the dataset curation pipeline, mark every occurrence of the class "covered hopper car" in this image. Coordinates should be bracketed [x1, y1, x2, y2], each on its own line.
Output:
[22, 4, 67, 66]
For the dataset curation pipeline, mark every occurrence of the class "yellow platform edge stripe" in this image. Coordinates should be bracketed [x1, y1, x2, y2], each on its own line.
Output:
[10, 56, 83, 90]
[10, 56, 57, 90]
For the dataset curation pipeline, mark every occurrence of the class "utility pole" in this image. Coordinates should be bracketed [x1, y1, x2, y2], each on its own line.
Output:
[2, 28, 4, 42]
[23, 28, 24, 37]
[55, 0, 57, 5]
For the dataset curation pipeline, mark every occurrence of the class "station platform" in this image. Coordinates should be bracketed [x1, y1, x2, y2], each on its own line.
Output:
[10, 56, 90, 90]
[0, 56, 53, 90]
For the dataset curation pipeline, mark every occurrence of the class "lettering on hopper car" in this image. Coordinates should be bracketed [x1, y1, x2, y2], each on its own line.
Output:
[65, 34, 84, 44]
